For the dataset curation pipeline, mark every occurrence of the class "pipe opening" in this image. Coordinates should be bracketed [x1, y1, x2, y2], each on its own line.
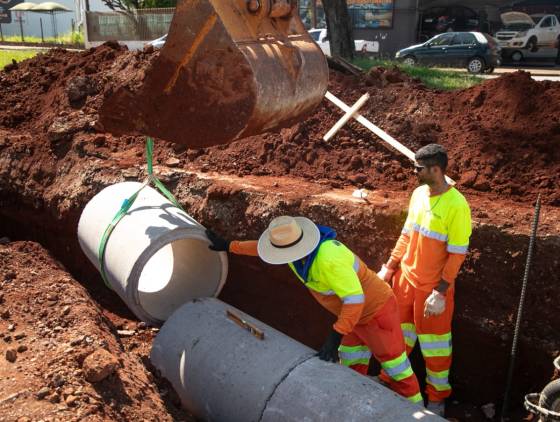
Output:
[137, 237, 226, 322]
[77, 182, 228, 326]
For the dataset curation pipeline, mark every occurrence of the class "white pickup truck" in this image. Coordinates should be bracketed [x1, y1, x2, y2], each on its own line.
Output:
[495, 12, 560, 53]
[308, 28, 379, 56]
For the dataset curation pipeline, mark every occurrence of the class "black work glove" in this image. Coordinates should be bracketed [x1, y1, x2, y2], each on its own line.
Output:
[206, 229, 230, 252]
[317, 328, 343, 362]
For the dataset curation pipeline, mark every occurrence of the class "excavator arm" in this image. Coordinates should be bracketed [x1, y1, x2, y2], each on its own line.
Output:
[100, 0, 328, 147]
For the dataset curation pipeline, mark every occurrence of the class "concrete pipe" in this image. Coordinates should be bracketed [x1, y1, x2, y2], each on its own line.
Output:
[151, 298, 443, 422]
[77, 182, 228, 324]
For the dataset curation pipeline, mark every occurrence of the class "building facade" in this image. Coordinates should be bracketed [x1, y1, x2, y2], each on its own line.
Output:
[0, 0, 110, 40]
[300, 0, 560, 56]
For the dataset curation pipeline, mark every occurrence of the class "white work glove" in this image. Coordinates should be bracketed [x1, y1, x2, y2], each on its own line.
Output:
[377, 264, 395, 283]
[424, 290, 446, 317]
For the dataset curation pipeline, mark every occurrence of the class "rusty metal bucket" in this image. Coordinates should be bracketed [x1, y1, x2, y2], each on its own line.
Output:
[99, 0, 328, 148]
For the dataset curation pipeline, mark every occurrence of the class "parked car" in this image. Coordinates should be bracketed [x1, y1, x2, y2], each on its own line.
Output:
[308, 28, 378, 56]
[419, 6, 480, 41]
[395, 32, 501, 74]
[149, 34, 167, 49]
[495, 12, 560, 56]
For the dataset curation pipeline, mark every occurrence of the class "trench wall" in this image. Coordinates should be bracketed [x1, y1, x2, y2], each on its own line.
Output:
[0, 169, 558, 407]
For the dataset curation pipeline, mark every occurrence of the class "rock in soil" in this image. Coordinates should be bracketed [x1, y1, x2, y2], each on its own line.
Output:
[82, 348, 119, 383]
[36, 387, 50, 400]
[5, 348, 17, 362]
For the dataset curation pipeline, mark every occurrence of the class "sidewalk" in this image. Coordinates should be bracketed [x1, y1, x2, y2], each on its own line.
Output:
[440, 66, 560, 77]
[0, 44, 84, 52]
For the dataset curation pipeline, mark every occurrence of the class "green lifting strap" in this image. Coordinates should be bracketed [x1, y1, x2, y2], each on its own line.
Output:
[97, 137, 185, 289]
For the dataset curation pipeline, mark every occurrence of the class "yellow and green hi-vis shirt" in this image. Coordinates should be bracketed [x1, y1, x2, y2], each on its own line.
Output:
[392, 185, 472, 291]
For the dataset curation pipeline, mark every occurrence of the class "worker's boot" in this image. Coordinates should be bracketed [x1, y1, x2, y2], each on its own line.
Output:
[426, 401, 445, 417]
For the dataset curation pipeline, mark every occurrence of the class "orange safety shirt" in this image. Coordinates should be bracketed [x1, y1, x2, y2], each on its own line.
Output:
[390, 185, 472, 291]
[230, 239, 394, 335]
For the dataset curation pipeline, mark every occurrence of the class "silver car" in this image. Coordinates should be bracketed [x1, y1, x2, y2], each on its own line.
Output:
[149, 34, 167, 49]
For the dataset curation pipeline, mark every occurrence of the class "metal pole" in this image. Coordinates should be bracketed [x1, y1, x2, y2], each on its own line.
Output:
[0, 23, 3, 42]
[40, 17, 44, 43]
[71, 18, 75, 44]
[18, 15, 24, 42]
[312, 0, 317, 28]
[50, 12, 56, 42]
[501, 194, 542, 420]
[416, 0, 421, 41]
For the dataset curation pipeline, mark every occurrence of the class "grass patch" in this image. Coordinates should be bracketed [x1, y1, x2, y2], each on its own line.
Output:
[2, 30, 84, 45]
[0, 49, 40, 68]
[353, 57, 483, 91]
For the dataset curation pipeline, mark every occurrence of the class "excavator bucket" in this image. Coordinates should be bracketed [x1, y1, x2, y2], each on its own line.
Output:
[99, 0, 328, 147]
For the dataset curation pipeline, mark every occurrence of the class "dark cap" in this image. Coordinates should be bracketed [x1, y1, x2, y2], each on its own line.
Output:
[415, 144, 448, 170]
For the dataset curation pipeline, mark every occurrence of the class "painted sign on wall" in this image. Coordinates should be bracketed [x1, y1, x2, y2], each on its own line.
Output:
[0, 0, 23, 24]
[348, 0, 394, 29]
[298, 0, 394, 30]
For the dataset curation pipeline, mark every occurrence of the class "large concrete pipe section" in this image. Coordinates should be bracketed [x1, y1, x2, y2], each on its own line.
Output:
[151, 298, 444, 422]
[77, 182, 228, 325]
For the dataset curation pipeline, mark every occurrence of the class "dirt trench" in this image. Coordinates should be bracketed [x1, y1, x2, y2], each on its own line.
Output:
[0, 44, 559, 421]
[1, 158, 559, 420]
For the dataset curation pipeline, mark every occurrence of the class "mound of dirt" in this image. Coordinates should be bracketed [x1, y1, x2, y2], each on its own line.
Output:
[0, 45, 558, 205]
[190, 70, 559, 205]
[0, 241, 189, 421]
[0, 42, 154, 136]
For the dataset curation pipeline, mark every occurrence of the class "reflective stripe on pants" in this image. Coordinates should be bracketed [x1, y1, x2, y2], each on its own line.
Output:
[339, 344, 371, 367]
[418, 333, 452, 358]
[401, 322, 417, 351]
[426, 368, 452, 392]
[380, 352, 414, 382]
[339, 296, 422, 405]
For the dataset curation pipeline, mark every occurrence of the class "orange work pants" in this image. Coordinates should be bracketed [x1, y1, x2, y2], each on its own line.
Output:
[392, 269, 454, 402]
[338, 295, 423, 404]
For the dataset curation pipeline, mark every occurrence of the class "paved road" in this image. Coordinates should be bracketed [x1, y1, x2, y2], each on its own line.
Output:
[0, 45, 83, 52]
[530, 75, 560, 81]
[3, 45, 560, 80]
[440, 66, 560, 81]
[477, 73, 560, 82]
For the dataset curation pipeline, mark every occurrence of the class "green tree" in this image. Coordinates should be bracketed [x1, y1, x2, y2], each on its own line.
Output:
[101, 0, 175, 10]
[142, 0, 176, 7]
[100, 0, 175, 39]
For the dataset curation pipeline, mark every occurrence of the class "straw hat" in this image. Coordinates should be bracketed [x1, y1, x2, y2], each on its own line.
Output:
[257, 216, 320, 265]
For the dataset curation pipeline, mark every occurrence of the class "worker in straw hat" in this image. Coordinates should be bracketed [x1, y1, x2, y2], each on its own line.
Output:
[206, 216, 423, 405]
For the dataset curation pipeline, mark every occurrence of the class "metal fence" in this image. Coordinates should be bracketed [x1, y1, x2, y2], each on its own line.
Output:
[86, 7, 174, 42]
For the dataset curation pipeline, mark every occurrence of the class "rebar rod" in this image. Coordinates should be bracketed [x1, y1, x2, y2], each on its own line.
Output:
[501, 194, 542, 420]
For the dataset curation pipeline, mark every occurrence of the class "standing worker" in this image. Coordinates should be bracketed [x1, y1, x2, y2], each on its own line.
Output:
[378, 144, 472, 417]
[207, 216, 423, 404]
